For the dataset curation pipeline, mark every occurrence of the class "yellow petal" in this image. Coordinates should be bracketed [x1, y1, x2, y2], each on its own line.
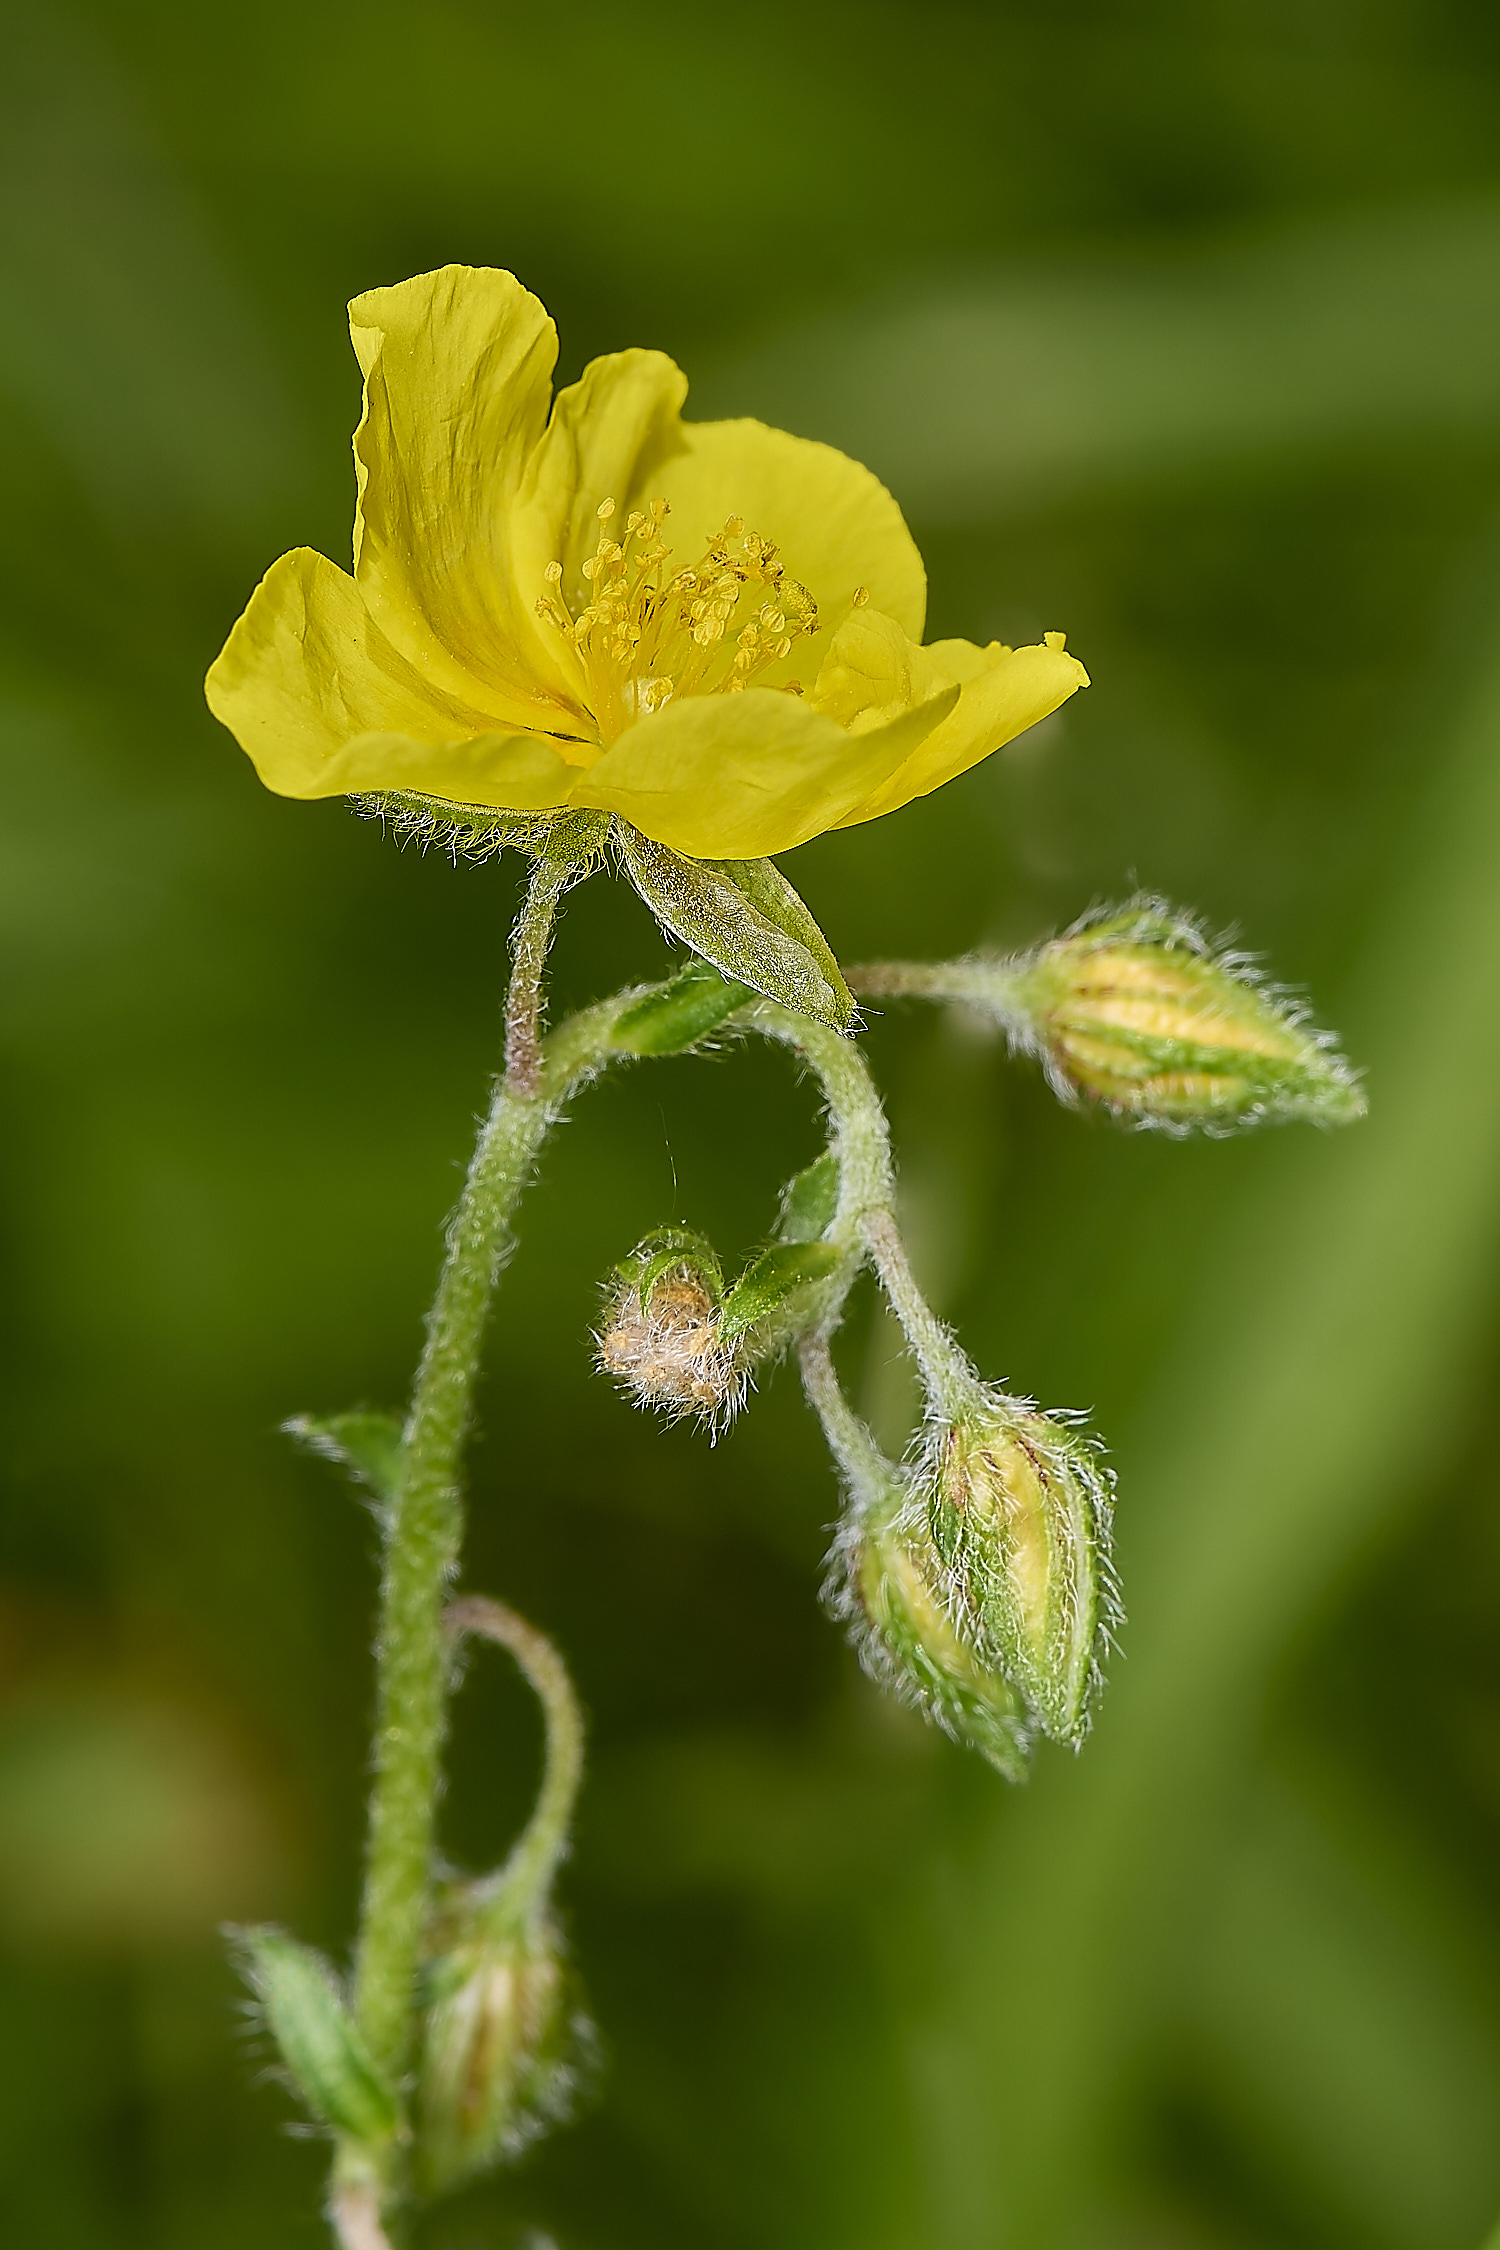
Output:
[348, 266, 584, 726]
[835, 631, 1089, 829]
[515, 348, 689, 615]
[805, 604, 957, 731]
[635, 418, 927, 681]
[571, 683, 957, 858]
[205, 547, 578, 809]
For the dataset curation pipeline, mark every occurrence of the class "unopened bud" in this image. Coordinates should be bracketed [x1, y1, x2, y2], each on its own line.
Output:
[827, 1499, 1031, 1780]
[923, 1401, 1115, 1746]
[1008, 899, 1364, 1132]
[417, 1912, 585, 2193]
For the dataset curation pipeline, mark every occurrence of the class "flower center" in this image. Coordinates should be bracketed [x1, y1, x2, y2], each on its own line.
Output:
[535, 499, 820, 743]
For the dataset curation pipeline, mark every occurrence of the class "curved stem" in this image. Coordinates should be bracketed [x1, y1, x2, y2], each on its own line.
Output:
[798, 1330, 900, 1518]
[750, 1004, 983, 1420]
[505, 854, 572, 1097]
[444, 1596, 585, 1924]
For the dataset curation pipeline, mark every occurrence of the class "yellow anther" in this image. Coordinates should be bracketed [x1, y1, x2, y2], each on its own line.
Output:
[544, 561, 563, 584]
[852, 585, 870, 609]
[597, 498, 616, 521]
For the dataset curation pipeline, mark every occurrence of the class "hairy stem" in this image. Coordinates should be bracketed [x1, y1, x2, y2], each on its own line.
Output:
[445, 1596, 585, 1924]
[798, 1330, 901, 1516]
[846, 954, 1029, 1028]
[751, 1004, 981, 1418]
[505, 855, 572, 1097]
[347, 1002, 625, 2171]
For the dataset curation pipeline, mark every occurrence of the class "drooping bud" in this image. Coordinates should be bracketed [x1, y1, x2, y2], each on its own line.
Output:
[596, 1220, 846, 1428]
[416, 1907, 587, 2194]
[996, 899, 1362, 1132]
[233, 1928, 397, 2146]
[826, 1496, 1032, 1781]
[922, 1400, 1116, 1746]
[595, 1225, 743, 1426]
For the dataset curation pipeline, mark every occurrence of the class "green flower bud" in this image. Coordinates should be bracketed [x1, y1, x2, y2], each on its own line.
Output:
[923, 1401, 1116, 1746]
[233, 1928, 397, 2145]
[1008, 899, 1365, 1132]
[827, 1499, 1032, 1781]
[417, 1909, 587, 2194]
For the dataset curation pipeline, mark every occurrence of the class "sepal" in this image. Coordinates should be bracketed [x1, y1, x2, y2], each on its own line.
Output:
[826, 1497, 1033, 1781]
[615, 823, 853, 1030]
[354, 794, 609, 868]
[718, 1242, 843, 1344]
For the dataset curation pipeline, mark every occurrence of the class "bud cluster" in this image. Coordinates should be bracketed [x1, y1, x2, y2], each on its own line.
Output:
[826, 1390, 1116, 1768]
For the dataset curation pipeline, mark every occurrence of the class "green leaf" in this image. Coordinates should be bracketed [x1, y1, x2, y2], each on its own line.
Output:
[234, 1929, 397, 2145]
[777, 1151, 842, 1243]
[611, 961, 753, 1055]
[287, 1411, 406, 1507]
[615, 825, 853, 1031]
[718, 1241, 844, 1343]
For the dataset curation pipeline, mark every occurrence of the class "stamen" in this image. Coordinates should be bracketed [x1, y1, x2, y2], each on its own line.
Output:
[536, 498, 820, 740]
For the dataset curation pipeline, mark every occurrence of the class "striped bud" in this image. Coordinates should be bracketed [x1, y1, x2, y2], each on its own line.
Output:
[1008, 899, 1364, 1132]
[827, 1498, 1032, 1780]
[923, 1402, 1115, 1746]
[417, 1913, 585, 2194]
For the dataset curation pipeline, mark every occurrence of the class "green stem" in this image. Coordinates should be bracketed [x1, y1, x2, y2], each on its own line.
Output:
[846, 953, 1030, 1031]
[349, 917, 597, 2111]
[335, 969, 972, 2229]
[798, 1329, 901, 1519]
[750, 1003, 982, 1420]
[443, 1596, 585, 1925]
[505, 854, 572, 1097]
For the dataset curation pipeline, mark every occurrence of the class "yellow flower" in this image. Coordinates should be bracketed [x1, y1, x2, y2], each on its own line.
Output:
[205, 266, 1087, 863]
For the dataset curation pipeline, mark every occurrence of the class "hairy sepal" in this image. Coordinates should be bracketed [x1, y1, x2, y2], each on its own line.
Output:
[615, 823, 853, 1031]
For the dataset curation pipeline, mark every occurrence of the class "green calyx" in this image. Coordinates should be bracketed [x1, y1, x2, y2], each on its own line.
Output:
[924, 1402, 1116, 1747]
[1011, 899, 1366, 1132]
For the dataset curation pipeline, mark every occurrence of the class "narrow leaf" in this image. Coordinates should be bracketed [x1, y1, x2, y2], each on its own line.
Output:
[777, 1151, 842, 1243]
[235, 1928, 397, 2144]
[719, 1241, 844, 1342]
[287, 1411, 406, 1507]
[611, 961, 752, 1055]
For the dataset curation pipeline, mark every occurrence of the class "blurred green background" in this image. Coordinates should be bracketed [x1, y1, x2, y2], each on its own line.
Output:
[4, 2, 1500, 2244]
